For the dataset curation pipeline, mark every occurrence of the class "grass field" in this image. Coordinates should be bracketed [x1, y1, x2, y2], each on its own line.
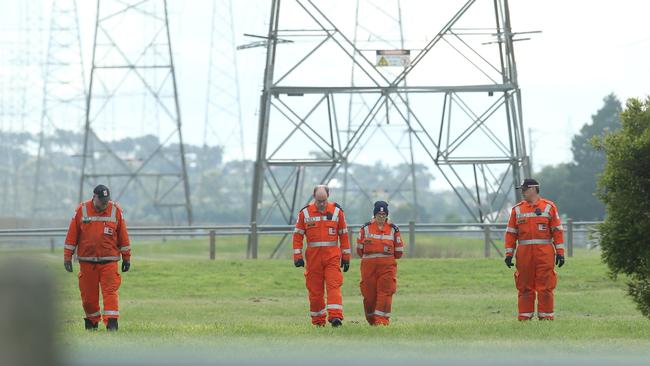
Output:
[2, 238, 649, 365]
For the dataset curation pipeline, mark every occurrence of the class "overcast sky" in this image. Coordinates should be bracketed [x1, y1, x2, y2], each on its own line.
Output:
[1, 0, 649, 175]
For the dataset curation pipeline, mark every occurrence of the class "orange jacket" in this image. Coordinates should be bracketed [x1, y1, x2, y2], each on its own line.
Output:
[504, 198, 564, 257]
[356, 220, 403, 259]
[64, 200, 131, 262]
[292, 202, 351, 262]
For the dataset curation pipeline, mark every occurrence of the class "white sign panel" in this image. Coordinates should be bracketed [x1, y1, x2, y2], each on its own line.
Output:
[376, 50, 411, 67]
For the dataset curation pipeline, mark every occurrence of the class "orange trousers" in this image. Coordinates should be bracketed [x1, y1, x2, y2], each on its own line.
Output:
[78, 261, 121, 326]
[360, 257, 397, 325]
[514, 246, 557, 320]
[304, 248, 343, 325]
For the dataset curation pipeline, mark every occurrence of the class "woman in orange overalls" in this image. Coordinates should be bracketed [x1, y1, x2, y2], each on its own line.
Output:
[356, 201, 403, 325]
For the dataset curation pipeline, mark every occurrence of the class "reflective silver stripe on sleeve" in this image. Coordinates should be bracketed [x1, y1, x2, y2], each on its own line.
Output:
[327, 304, 343, 310]
[302, 208, 310, 219]
[518, 239, 553, 245]
[357, 244, 364, 250]
[64, 244, 76, 251]
[505, 227, 518, 234]
[396, 236, 401, 243]
[514, 206, 521, 216]
[77, 256, 121, 262]
[294, 249, 302, 254]
[395, 247, 404, 252]
[519, 312, 534, 318]
[294, 228, 305, 235]
[552, 225, 564, 231]
[86, 311, 101, 318]
[543, 204, 551, 216]
[332, 206, 340, 222]
[373, 310, 391, 318]
[505, 248, 514, 254]
[554, 244, 565, 249]
[310, 309, 326, 317]
[338, 228, 348, 234]
[341, 249, 351, 254]
[103, 310, 119, 316]
[362, 253, 393, 259]
[120, 246, 130, 252]
[82, 203, 88, 218]
[364, 226, 369, 237]
[538, 312, 554, 318]
[307, 241, 338, 247]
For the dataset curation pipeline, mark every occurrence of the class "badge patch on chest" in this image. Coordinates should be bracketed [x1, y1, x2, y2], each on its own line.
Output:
[328, 227, 336, 235]
[517, 218, 526, 224]
[306, 222, 317, 228]
[537, 223, 547, 231]
[103, 226, 114, 236]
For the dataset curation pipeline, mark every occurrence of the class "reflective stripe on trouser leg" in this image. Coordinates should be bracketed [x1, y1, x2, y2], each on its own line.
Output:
[306, 267, 326, 325]
[78, 262, 101, 321]
[98, 262, 121, 324]
[325, 257, 344, 320]
[374, 262, 396, 324]
[360, 260, 377, 325]
[515, 270, 535, 320]
[536, 262, 557, 319]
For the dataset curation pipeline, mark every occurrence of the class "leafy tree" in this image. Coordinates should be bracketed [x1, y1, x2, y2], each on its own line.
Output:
[536, 94, 621, 220]
[595, 97, 650, 318]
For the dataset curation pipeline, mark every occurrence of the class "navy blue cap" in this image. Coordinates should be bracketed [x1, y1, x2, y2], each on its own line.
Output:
[93, 184, 110, 201]
[516, 178, 539, 189]
[373, 201, 389, 216]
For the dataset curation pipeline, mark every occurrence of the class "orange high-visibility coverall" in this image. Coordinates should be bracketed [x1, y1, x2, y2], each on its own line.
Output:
[293, 202, 351, 325]
[356, 220, 403, 325]
[505, 198, 564, 320]
[64, 200, 131, 326]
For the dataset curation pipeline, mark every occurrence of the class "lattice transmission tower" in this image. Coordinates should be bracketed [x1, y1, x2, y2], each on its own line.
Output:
[247, 0, 531, 258]
[341, 0, 419, 220]
[0, 0, 44, 220]
[203, 0, 244, 160]
[80, 0, 192, 224]
[32, 0, 87, 218]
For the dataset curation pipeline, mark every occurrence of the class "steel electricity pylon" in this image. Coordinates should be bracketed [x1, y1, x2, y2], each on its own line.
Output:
[80, 0, 192, 225]
[247, 0, 530, 258]
[203, 0, 244, 160]
[32, 0, 87, 218]
[341, 0, 419, 220]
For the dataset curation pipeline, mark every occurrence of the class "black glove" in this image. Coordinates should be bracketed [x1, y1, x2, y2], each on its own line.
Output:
[64, 261, 73, 273]
[341, 260, 350, 272]
[504, 256, 514, 268]
[555, 254, 565, 268]
[121, 260, 130, 272]
[294, 258, 305, 267]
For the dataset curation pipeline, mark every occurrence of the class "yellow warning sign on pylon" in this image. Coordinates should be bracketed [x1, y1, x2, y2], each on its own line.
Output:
[376, 50, 411, 67]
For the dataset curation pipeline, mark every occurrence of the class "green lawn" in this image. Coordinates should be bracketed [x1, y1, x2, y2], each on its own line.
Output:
[2, 238, 646, 364]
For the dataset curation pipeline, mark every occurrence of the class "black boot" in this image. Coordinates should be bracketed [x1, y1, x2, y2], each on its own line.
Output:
[84, 318, 98, 330]
[329, 318, 342, 327]
[106, 318, 118, 331]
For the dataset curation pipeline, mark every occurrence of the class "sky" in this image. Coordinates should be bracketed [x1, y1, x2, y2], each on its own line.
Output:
[1, 0, 649, 175]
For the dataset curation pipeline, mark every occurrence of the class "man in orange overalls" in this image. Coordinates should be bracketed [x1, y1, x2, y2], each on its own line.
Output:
[64, 184, 131, 331]
[293, 185, 351, 327]
[504, 178, 565, 320]
[356, 201, 403, 325]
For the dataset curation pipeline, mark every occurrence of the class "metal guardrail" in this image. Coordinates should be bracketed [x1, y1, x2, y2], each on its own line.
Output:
[0, 220, 601, 259]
